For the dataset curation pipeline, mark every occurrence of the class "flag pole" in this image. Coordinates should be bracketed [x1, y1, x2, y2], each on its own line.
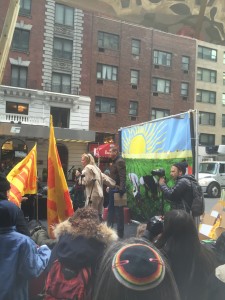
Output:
[35, 143, 39, 221]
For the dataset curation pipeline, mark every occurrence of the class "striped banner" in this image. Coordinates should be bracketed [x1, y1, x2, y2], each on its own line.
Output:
[7, 144, 37, 206]
[47, 116, 74, 238]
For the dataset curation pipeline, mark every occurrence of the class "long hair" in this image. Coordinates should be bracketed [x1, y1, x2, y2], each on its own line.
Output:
[93, 237, 180, 300]
[157, 210, 218, 300]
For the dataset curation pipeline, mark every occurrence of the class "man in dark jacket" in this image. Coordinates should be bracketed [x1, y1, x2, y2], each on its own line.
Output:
[0, 174, 30, 236]
[158, 161, 194, 212]
[107, 146, 126, 238]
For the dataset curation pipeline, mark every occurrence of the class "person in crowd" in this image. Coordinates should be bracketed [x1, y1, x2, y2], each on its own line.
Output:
[0, 174, 30, 236]
[158, 161, 194, 212]
[71, 167, 85, 210]
[29, 219, 56, 249]
[207, 263, 225, 300]
[92, 237, 180, 300]
[107, 146, 126, 238]
[156, 209, 219, 300]
[47, 207, 118, 298]
[0, 200, 51, 300]
[79, 153, 115, 220]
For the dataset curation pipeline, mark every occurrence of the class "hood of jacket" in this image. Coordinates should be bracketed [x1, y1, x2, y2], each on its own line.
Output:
[53, 218, 118, 245]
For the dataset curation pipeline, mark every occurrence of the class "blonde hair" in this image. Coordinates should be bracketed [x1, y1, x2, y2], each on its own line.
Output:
[82, 153, 96, 165]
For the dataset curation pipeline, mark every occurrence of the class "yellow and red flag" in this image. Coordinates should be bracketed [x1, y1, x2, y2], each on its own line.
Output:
[7, 144, 37, 206]
[47, 116, 74, 238]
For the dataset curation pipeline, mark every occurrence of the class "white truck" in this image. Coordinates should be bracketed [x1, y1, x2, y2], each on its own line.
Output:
[198, 161, 225, 198]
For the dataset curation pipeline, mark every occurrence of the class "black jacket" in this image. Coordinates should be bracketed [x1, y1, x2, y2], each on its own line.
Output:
[110, 156, 126, 191]
[160, 175, 195, 212]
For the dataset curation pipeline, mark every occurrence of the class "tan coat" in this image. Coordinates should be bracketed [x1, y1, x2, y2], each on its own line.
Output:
[80, 164, 115, 214]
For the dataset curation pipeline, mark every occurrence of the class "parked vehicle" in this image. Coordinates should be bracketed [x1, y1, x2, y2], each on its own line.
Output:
[198, 161, 225, 198]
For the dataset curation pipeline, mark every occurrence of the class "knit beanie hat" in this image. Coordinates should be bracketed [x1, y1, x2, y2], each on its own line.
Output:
[0, 174, 11, 192]
[173, 161, 188, 174]
[112, 243, 165, 291]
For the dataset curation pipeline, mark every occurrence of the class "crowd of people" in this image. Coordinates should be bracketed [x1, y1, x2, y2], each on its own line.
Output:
[1, 149, 225, 300]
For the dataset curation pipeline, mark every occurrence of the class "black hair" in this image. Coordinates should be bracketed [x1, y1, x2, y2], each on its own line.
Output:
[157, 210, 219, 300]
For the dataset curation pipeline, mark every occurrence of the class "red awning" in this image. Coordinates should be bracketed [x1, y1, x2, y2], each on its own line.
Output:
[94, 143, 115, 158]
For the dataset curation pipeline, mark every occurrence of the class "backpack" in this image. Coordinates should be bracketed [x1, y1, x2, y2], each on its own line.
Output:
[190, 179, 205, 217]
[44, 259, 91, 300]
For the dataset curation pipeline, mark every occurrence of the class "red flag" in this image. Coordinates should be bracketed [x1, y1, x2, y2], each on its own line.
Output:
[7, 144, 37, 206]
[47, 116, 74, 238]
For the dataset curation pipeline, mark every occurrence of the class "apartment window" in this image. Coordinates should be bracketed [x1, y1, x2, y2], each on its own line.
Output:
[97, 64, 118, 81]
[152, 108, 170, 120]
[222, 115, 225, 127]
[181, 82, 189, 96]
[52, 73, 71, 94]
[224, 52, 225, 64]
[196, 89, 216, 104]
[198, 46, 217, 61]
[12, 29, 30, 52]
[95, 96, 116, 113]
[50, 107, 70, 128]
[223, 72, 225, 85]
[53, 38, 73, 60]
[222, 135, 225, 144]
[121, 0, 130, 8]
[182, 56, 190, 71]
[19, 0, 31, 15]
[222, 94, 225, 106]
[11, 65, 27, 88]
[6, 102, 28, 115]
[129, 101, 138, 116]
[152, 78, 171, 94]
[153, 50, 172, 66]
[197, 68, 216, 83]
[131, 39, 140, 55]
[199, 133, 215, 146]
[130, 70, 139, 85]
[98, 32, 119, 50]
[55, 4, 74, 27]
[199, 112, 215, 126]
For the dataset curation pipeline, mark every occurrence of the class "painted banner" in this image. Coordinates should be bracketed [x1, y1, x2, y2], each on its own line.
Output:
[120, 111, 193, 220]
[47, 116, 74, 238]
[7, 144, 37, 206]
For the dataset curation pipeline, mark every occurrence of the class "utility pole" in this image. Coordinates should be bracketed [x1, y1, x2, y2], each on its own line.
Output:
[0, 0, 20, 84]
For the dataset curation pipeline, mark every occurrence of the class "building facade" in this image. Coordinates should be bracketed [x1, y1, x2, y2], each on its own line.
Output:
[1, 0, 225, 177]
[0, 0, 95, 179]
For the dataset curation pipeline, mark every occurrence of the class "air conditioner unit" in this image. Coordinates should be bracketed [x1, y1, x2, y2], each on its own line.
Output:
[153, 92, 158, 96]
[130, 116, 137, 121]
[154, 65, 159, 69]
[218, 145, 225, 154]
[98, 47, 105, 52]
[131, 84, 137, 89]
[95, 112, 102, 117]
[97, 79, 103, 84]
[183, 70, 189, 74]
[205, 146, 219, 154]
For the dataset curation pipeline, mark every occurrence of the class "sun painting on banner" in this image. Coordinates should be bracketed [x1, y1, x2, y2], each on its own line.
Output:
[122, 121, 167, 155]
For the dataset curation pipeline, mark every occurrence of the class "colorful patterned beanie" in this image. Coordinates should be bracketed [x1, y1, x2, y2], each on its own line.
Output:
[112, 243, 165, 291]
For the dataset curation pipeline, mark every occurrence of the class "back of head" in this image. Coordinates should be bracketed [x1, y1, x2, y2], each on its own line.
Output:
[93, 238, 180, 300]
[163, 210, 198, 241]
[0, 174, 10, 200]
[82, 153, 96, 165]
[0, 200, 18, 228]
